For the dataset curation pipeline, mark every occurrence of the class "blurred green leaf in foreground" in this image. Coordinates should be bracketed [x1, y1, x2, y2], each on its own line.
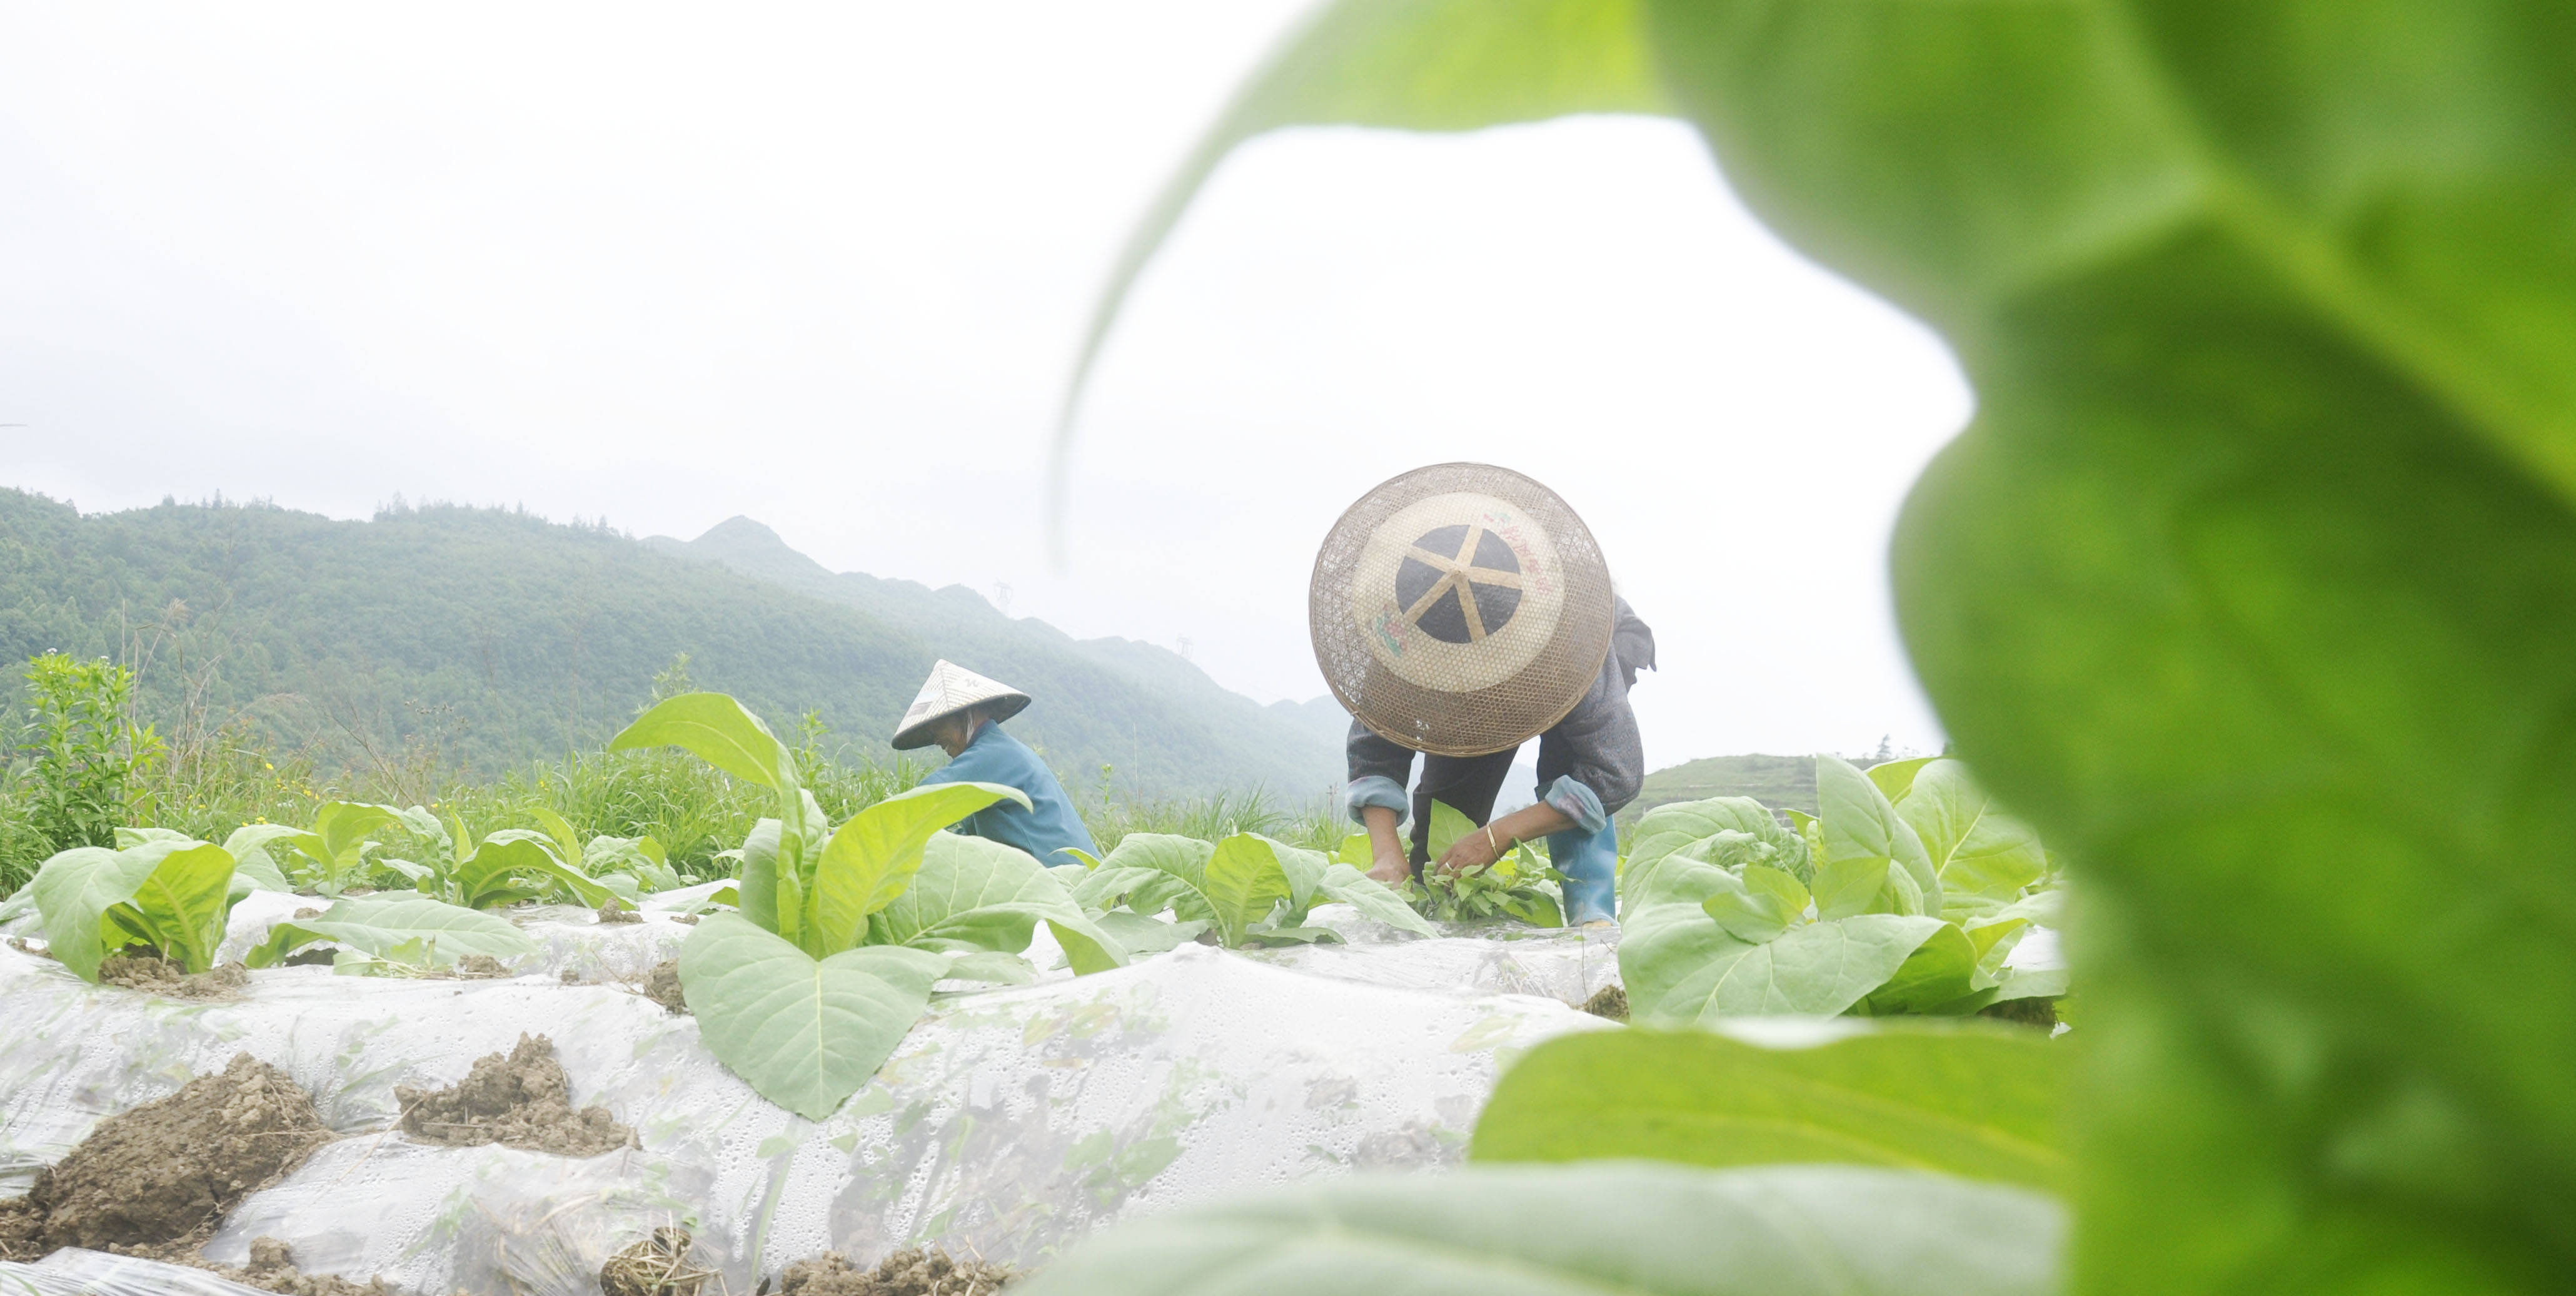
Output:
[1059, 1, 2576, 1292]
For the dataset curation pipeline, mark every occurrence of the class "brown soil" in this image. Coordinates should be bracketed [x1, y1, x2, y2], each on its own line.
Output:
[396, 1033, 635, 1156]
[1578, 984, 1629, 1022]
[98, 955, 249, 1000]
[204, 1235, 396, 1295]
[1980, 995, 2061, 1030]
[641, 960, 689, 1015]
[0, 1053, 332, 1260]
[453, 954, 514, 978]
[598, 899, 643, 924]
[601, 1226, 716, 1296]
[779, 1246, 1014, 1296]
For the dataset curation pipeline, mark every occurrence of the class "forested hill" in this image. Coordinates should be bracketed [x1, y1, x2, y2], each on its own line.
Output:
[0, 490, 1346, 796]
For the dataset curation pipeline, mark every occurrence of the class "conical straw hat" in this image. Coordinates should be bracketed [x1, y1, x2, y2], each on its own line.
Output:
[891, 660, 1032, 750]
[1310, 463, 1614, 757]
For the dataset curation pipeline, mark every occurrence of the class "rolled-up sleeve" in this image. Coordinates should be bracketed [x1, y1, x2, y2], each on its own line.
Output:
[1538, 774, 1609, 836]
[1344, 721, 1417, 824]
[1532, 609, 1648, 826]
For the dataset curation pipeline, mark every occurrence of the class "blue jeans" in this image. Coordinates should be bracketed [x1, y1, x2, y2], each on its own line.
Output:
[1548, 821, 1619, 926]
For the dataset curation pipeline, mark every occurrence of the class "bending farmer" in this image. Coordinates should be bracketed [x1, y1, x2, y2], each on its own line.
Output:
[1345, 598, 1653, 926]
[1309, 463, 1653, 927]
[894, 659, 1099, 867]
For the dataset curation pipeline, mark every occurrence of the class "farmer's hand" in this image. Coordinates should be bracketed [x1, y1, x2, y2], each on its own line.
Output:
[1434, 826, 1504, 878]
[1367, 847, 1411, 886]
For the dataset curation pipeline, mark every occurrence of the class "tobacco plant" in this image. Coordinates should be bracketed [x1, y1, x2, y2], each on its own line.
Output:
[1074, 829, 1436, 948]
[611, 692, 1133, 1119]
[1618, 755, 2060, 1024]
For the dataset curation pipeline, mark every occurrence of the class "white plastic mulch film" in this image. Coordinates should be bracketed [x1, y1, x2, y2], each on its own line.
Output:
[1, 897, 1617, 1295]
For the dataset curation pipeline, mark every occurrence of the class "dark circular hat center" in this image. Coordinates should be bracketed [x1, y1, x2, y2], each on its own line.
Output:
[1393, 524, 1524, 644]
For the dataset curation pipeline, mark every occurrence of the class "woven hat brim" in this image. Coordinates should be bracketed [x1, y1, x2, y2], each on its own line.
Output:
[892, 691, 1030, 750]
[1309, 462, 1615, 757]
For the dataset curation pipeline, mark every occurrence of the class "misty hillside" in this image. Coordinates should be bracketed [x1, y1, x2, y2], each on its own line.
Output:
[0, 490, 1346, 796]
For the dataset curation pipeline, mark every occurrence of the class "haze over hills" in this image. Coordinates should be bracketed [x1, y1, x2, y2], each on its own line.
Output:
[0, 490, 1347, 796]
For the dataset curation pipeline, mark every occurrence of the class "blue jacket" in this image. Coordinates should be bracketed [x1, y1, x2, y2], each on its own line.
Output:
[917, 722, 1099, 866]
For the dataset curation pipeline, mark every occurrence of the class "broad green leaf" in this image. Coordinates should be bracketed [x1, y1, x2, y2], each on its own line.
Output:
[608, 692, 795, 790]
[0, 881, 33, 926]
[1316, 862, 1440, 937]
[527, 806, 585, 868]
[1864, 757, 1939, 803]
[1094, 910, 1209, 956]
[1092, 832, 1227, 931]
[583, 834, 667, 876]
[1896, 761, 2048, 901]
[1816, 756, 1940, 916]
[1858, 923, 1982, 1017]
[310, 802, 403, 869]
[735, 818, 783, 934]
[221, 823, 306, 864]
[111, 842, 236, 973]
[1008, 1162, 2061, 1296]
[113, 827, 192, 849]
[1618, 0, 2576, 1282]
[1625, 797, 1810, 904]
[246, 894, 538, 969]
[941, 949, 1037, 986]
[33, 846, 159, 981]
[1473, 1025, 2070, 1192]
[1099, 833, 1217, 874]
[868, 833, 1128, 975]
[220, 824, 301, 893]
[456, 834, 608, 909]
[1424, 799, 1476, 860]
[1070, 866, 1170, 914]
[1333, 833, 1372, 868]
[1624, 903, 1948, 1025]
[1202, 833, 1296, 948]
[1699, 864, 1808, 945]
[1060, 846, 1105, 870]
[808, 781, 1028, 955]
[1087, 6, 2576, 1284]
[677, 913, 949, 1121]
[1270, 836, 1332, 923]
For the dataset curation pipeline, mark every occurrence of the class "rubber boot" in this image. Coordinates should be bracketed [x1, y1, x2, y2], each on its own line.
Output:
[1547, 820, 1619, 927]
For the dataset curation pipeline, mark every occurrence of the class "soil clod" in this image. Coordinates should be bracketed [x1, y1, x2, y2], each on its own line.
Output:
[598, 899, 643, 924]
[453, 954, 514, 978]
[206, 1235, 397, 1295]
[1979, 995, 2060, 1030]
[396, 1033, 635, 1156]
[1577, 983, 1629, 1022]
[98, 954, 250, 1000]
[0, 1053, 331, 1260]
[778, 1245, 1014, 1296]
[601, 1226, 717, 1296]
[642, 960, 689, 1015]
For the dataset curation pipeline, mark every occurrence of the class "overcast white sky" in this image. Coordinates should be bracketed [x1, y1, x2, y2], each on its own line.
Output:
[0, 2, 1971, 769]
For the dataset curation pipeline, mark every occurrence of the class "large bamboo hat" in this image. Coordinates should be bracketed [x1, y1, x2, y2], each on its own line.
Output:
[1310, 463, 1615, 757]
[891, 660, 1032, 750]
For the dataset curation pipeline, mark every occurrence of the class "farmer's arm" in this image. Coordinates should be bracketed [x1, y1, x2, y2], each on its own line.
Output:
[1435, 642, 1644, 874]
[1432, 801, 1576, 875]
[1344, 721, 1416, 883]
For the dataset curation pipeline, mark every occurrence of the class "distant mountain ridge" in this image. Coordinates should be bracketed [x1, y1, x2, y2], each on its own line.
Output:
[644, 516, 1349, 794]
[0, 490, 1345, 796]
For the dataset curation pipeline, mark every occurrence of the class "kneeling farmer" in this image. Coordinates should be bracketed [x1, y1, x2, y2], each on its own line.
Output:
[895, 661, 1100, 867]
[1312, 464, 1651, 926]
